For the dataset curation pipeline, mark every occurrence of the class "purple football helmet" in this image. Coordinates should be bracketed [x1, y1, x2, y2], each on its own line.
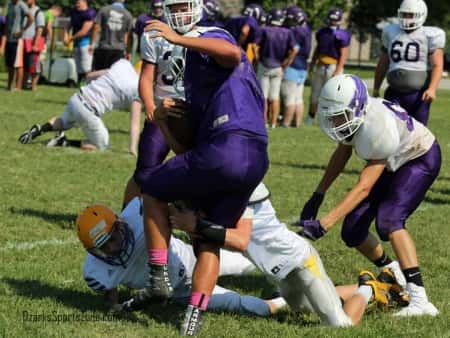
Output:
[268, 8, 285, 27]
[327, 8, 343, 24]
[285, 5, 306, 27]
[151, 0, 163, 9]
[203, 0, 220, 20]
[243, 3, 264, 22]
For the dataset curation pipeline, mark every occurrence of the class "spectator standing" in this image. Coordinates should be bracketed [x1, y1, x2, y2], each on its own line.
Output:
[0, 15, 6, 57]
[64, 0, 96, 83]
[90, 0, 133, 70]
[306, 8, 351, 125]
[43, 5, 62, 47]
[134, 0, 165, 53]
[4, 0, 33, 91]
[22, 0, 45, 91]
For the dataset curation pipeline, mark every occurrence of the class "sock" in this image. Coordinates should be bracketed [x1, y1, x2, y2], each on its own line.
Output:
[373, 251, 393, 267]
[41, 122, 53, 133]
[65, 139, 82, 148]
[356, 285, 373, 304]
[270, 297, 287, 310]
[148, 249, 168, 265]
[403, 267, 424, 287]
[189, 292, 210, 311]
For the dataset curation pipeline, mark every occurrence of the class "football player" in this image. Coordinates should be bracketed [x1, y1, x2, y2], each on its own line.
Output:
[18, 59, 141, 155]
[306, 8, 351, 125]
[198, 0, 224, 28]
[76, 198, 286, 317]
[298, 74, 440, 317]
[280, 6, 311, 128]
[170, 182, 402, 327]
[139, 0, 269, 335]
[255, 8, 298, 128]
[373, 0, 445, 125]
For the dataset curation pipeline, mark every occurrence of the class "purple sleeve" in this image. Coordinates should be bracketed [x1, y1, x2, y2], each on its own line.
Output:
[85, 8, 96, 21]
[336, 29, 351, 47]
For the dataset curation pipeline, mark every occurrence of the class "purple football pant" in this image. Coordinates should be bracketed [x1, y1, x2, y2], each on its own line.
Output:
[384, 87, 431, 125]
[141, 131, 269, 228]
[133, 121, 170, 186]
[342, 141, 441, 247]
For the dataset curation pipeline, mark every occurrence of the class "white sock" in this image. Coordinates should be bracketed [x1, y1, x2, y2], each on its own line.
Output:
[356, 285, 373, 303]
[270, 297, 287, 310]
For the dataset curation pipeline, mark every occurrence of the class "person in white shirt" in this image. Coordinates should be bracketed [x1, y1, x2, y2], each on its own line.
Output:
[298, 74, 440, 317]
[18, 59, 141, 154]
[76, 197, 285, 317]
[373, 0, 445, 125]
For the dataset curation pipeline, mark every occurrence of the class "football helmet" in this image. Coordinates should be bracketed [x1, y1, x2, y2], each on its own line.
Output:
[151, 0, 163, 9]
[327, 8, 343, 25]
[243, 3, 265, 25]
[76, 205, 135, 267]
[285, 5, 306, 27]
[398, 0, 427, 31]
[163, 0, 203, 34]
[203, 0, 220, 20]
[268, 8, 285, 27]
[318, 75, 368, 142]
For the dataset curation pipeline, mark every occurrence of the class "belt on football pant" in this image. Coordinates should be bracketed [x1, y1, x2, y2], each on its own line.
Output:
[77, 90, 100, 117]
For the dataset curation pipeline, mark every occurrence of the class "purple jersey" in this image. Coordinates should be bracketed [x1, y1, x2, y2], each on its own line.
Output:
[70, 8, 96, 47]
[315, 27, 351, 60]
[184, 28, 267, 144]
[258, 26, 298, 68]
[225, 16, 260, 50]
[0, 16, 5, 38]
[290, 24, 312, 70]
[134, 13, 152, 38]
[198, 18, 225, 29]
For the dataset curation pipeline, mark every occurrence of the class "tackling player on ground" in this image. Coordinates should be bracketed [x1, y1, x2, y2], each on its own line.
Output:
[298, 74, 440, 317]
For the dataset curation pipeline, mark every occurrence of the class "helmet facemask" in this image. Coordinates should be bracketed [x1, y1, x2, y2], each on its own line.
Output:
[164, 0, 203, 34]
[89, 219, 135, 268]
[398, 0, 427, 31]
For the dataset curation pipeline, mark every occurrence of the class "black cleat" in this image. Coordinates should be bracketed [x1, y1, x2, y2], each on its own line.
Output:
[146, 264, 173, 302]
[121, 288, 152, 312]
[180, 305, 204, 336]
[46, 132, 67, 147]
[19, 124, 42, 144]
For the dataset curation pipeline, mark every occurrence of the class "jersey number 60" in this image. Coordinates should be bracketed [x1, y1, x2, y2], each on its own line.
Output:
[390, 41, 420, 63]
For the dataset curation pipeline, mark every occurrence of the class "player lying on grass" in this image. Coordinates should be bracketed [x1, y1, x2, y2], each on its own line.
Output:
[76, 197, 286, 316]
[168, 182, 407, 327]
[297, 74, 440, 317]
[18, 59, 141, 155]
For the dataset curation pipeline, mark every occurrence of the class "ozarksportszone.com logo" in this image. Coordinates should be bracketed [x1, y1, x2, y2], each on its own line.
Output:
[22, 310, 120, 323]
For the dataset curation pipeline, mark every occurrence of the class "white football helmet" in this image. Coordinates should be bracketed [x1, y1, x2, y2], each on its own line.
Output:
[398, 0, 427, 31]
[318, 75, 368, 142]
[164, 0, 203, 34]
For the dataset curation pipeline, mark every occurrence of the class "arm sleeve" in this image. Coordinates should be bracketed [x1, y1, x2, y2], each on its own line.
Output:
[426, 27, 446, 52]
[140, 32, 158, 63]
[288, 30, 299, 50]
[36, 11, 45, 28]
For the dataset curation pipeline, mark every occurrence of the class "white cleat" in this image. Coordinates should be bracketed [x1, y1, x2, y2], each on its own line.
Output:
[383, 261, 407, 289]
[394, 283, 439, 317]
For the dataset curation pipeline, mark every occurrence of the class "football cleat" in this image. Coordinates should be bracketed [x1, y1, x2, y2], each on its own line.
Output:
[46, 132, 67, 147]
[180, 305, 204, 336]
[383, 261, 407, 288]
[146, 264, 174, 302]
[359, 270, 391, 308]
[19, 124, 42, 144]
[121, 288, 152, 312]
[377, 267, 410, 307]
[394, 283, 439, 317]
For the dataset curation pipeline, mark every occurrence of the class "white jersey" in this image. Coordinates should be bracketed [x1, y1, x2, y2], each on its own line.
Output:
[348, 97, 435, 172]
[245, 198, 310, 283]
[382, 24, 445, 73]
[82, 59, 139, 116]
[83, 198, 254, 298]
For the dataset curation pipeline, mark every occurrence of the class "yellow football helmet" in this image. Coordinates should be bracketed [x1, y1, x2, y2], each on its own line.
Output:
[76, 205, 135, 267]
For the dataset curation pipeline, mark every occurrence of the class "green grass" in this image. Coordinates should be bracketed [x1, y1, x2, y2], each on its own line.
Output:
[1, 73, 450, 338]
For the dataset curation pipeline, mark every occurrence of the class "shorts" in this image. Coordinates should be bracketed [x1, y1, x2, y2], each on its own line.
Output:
[310, 63, 339, 105]
[74, 45, 93, 74]
[60, 93, 109, 149]
[5, 40, 24, 68]
[342, 141, 441, 246]
[141, 131, 269, 227]
[92, 49, 125, 71]
[257, 64, 283, 101]
[281, 80, 305, 106]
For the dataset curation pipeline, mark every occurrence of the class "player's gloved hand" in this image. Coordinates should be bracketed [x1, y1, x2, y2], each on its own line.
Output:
[298, 192, 324, 223]
[298, 220, 327, 241]
[120, 289, 152, 312]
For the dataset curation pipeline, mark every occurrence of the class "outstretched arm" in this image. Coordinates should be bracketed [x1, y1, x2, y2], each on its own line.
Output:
[373, 50, 389, 97]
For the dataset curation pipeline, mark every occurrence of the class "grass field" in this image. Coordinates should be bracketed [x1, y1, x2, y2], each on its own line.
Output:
[0, 72, 449, 338]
